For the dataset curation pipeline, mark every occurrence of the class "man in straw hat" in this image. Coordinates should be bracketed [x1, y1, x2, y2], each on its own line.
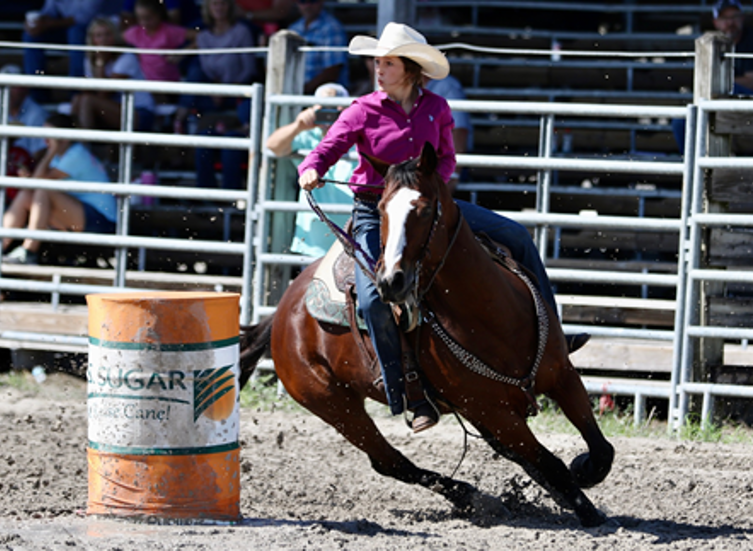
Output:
[298, 23, 589, 432]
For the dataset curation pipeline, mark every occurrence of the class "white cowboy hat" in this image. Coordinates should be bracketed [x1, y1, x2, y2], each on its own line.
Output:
[348, 22, 450, 80]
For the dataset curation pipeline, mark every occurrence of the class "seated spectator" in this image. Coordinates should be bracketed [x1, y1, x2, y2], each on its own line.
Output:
[424, 73, 472, 191]
[265, 83, 354, 257]
[71, 17, 155, 132]
[673, 0, 753, 153]
[289, 0, 349, 94]
[1, 64, 49, 164]
[235, 0, 296, 41]
[121, 0, 202, 30]
[174, 0, 259, 133]
[2, 114, 116, 266]
[122, 0, 197, 85]
[23, 0, 118, 90]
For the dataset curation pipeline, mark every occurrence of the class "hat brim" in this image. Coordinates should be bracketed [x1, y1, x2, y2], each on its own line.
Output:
[348, 36, 450, 80]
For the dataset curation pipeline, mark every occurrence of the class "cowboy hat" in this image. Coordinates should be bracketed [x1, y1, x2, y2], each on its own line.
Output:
[348, 22, 450, 80]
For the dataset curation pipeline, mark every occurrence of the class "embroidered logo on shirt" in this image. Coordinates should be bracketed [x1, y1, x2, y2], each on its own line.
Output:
[429, 115, 434, 122]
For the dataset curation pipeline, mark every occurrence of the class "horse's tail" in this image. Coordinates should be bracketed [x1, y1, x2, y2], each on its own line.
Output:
[239, 315, 274, 389]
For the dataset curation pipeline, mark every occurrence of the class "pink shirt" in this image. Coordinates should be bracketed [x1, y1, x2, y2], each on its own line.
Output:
[298, 88, 456, 194]
[123, 23, 187, 82]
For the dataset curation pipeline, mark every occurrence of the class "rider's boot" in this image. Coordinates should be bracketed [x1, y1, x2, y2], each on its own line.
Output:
[566, 333, 591, 354]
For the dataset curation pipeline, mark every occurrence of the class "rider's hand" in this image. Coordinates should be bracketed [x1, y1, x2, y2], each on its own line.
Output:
[299, 168, 322, 191]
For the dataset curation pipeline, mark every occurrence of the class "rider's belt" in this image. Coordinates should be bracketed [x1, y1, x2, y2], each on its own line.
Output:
[354, 191, 381, 204]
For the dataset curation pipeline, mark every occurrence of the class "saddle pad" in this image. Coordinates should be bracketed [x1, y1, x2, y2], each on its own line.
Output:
[305, 241, 367, 330]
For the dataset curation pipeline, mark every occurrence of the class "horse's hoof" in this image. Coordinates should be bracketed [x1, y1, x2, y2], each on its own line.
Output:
[580, 507, 608, 528]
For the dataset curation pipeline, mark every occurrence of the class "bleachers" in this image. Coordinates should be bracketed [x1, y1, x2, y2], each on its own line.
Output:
[0, 1, 714, 343]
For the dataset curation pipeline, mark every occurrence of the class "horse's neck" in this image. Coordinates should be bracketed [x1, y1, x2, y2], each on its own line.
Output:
[426, 211, 533, 322]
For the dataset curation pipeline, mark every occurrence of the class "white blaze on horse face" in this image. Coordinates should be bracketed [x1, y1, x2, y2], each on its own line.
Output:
[382, 187, 421, 280]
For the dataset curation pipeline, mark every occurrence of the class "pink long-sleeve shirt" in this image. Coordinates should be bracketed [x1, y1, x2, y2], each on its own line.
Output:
[298, 88, 456, 194]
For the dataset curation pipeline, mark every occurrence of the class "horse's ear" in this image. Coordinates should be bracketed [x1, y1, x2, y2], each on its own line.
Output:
[361, 152, 390, 178]
[417, 142, 438, 175]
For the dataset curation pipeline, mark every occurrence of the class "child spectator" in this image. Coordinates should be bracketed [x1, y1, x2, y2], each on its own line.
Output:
[71, 17, 155, 132]
[122, 0, 196, 83]
[174, 0, 259, 133]
[23, 0, 118, 89]
[2, 114, 116, 266]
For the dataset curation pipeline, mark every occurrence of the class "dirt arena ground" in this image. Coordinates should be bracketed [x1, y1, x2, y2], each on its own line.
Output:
[1, 372, 752, 550]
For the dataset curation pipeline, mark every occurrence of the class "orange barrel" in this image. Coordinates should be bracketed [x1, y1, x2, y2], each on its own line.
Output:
[86, 291, 241, 520]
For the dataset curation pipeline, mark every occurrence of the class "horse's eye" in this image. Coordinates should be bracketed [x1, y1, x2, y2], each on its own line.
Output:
[418, 204, 433, 220]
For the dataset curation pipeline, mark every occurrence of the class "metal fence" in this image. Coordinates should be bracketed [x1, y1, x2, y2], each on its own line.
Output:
[0, 73, 264, 330]
[3, 39, 753, 430]
[255, 93, 698, 420]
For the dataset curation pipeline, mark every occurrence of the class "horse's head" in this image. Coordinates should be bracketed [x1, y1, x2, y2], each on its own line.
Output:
[373, 142, 448, 304]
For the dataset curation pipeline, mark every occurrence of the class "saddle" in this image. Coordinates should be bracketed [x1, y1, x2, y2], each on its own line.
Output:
[304, 240, 367, 330]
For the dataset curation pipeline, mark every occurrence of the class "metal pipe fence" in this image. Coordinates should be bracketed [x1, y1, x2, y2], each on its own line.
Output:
[255, 93, 693, 423]
[3, 39, 753, 431]
[0, 73, 264, 325]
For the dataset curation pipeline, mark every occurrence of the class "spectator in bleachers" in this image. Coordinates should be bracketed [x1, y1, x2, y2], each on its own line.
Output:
[289, 0, 349, 94]
[121, 0, 203, 31]
[713, 0, 753, 92]
[2, 114, 116, 266]
[122, 0, 197, 85]
[71, 17, 155, 132]
[22, 0, 118, 93]
[173, 0, 259, 134]
[424, 73, 472, 191]
[672, 0, 753, 153]
[1, 64, 49, 164]
[235, 0, 296, 42]
[265, 82, 354, 257]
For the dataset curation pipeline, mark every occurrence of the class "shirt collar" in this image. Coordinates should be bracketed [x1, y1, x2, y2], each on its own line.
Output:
[375, 86, 424, 105]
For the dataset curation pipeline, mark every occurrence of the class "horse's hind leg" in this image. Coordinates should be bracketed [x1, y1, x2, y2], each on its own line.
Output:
[548, 362, 615, 489]
[296, 385, 478, 513]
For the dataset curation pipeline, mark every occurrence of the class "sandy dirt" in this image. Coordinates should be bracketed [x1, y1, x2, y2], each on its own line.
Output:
[0, 372, 752, 550]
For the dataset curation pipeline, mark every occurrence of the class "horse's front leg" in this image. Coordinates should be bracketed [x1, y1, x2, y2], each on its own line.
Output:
[309, 391, 479, 513]
[476, 415, 607, 527]
[547, 361, 614, 489]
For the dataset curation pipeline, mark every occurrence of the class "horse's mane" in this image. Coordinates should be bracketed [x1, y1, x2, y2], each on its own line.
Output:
[385, 158, 421, 192]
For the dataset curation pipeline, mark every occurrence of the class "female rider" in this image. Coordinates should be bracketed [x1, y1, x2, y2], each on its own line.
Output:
[298, 23, 588, 432]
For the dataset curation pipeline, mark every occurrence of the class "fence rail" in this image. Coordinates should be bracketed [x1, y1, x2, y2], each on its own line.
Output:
[2, 32, 753, 431]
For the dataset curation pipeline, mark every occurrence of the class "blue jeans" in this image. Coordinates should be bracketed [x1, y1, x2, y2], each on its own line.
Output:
[456, 200, 557, 313]
[23, 25, 87, 91]
[353, 198, 406, 415]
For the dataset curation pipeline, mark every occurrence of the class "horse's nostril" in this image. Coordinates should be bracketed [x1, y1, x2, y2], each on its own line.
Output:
[392, 271, 404, 291]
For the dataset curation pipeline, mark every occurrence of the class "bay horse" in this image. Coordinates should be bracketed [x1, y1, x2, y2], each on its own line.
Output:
[240, 143, 614, 527]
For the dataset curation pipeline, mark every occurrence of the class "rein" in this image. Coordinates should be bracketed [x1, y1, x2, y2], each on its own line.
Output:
[304, 187, 377, 282]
